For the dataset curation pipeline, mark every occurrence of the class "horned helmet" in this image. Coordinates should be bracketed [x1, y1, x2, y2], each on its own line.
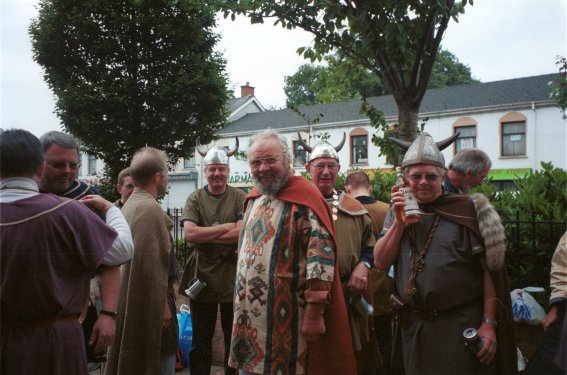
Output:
[297, 132, 346, 163]
[196, 137, 239, 166]
[390, 132, 459, 169]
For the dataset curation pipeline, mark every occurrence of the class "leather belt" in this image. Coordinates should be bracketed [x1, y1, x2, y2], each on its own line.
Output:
[407, 298, 482, 321]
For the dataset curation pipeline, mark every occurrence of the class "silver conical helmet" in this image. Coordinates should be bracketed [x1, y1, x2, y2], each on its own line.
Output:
[390, 132, 459, 169]
[196, 137, 239, 166]
[297, 132, 346, 163]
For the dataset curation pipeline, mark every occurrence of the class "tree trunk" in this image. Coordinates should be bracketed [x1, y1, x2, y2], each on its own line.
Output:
[396, 102, 420, 165]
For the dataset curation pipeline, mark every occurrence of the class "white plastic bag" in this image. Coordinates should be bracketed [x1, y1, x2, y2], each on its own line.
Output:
[510, 288, 546, 324]
[517, 347, 526, 371]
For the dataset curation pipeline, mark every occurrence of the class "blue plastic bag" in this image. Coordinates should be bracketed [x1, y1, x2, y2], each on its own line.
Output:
[177, 304, 193, 367]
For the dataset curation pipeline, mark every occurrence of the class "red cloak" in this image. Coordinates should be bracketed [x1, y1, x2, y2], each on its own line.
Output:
[246, 176, 357, 375]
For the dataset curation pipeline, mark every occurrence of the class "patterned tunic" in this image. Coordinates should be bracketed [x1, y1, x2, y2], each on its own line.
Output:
[229, 195, 335, 374]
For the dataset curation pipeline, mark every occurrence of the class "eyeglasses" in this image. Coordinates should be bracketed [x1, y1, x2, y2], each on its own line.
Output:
[249, 157, 280, 169]
[408, 173, 440, 182]
[311, 162, 339, 171]
[46, 160, 80, 171]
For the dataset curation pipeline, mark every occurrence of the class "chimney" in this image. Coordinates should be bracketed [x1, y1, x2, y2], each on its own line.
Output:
[240, 82, 255, 97]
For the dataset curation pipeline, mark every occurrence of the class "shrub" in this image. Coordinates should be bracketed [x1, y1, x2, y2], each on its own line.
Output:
[473, 162, 567, 290]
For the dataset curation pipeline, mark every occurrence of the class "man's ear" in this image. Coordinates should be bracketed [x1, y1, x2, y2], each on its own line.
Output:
[345, 185, 352, 194]
[116, 183, 122, 194]
[305, 163, 311, 174]
[36, 161, 45, 180]
[151, 172, 160, 186]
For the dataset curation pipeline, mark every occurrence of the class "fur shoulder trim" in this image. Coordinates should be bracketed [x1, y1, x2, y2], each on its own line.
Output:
[471, 193, 506, 271]
[338, 192, 368, 216]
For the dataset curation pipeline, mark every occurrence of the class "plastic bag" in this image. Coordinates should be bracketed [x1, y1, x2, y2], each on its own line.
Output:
[510, 288, 546, 324]
[177, 304, 193, 367]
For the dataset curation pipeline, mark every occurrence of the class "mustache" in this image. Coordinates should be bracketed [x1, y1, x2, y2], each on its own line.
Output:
[254, 171, 289, 195]
[257, 172, 275, 179]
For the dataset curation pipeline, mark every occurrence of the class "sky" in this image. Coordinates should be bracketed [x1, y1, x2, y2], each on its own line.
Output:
[1, 0, 565, 137]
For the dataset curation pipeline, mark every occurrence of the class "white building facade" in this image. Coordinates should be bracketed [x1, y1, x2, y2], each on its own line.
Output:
[79, 74, 567, 209]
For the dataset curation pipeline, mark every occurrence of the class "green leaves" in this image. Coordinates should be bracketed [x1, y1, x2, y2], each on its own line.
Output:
[31, 0, 229, 190]
[218, 0, 471, 146]
[472, 162, 567, 289]
[549, 55, 567, 119]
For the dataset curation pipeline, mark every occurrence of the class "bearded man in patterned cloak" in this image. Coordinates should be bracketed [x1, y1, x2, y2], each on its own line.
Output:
[229, 130, 355, 375]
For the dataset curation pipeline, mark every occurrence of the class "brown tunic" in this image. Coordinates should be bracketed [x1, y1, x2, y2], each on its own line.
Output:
[105, 189, 177, 375]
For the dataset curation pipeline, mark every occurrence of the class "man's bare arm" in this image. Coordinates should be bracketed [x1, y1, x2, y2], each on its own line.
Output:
[210, 220, 243, 245]
[184, 220, 235, 243]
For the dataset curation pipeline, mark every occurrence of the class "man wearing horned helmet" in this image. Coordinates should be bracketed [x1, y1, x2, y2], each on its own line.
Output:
[374, 133, 517, 375]
[180, 138, 245, 375]
[300, 133, 380, 374]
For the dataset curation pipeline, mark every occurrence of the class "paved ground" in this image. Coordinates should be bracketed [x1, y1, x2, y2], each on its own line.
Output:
[90, 363, 224, 374]
[177, 364, 224, 374]
[89, 282, 226, 374]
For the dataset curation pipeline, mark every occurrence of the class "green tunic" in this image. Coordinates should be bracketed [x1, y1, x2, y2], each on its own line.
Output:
[181, 185, 245, 303]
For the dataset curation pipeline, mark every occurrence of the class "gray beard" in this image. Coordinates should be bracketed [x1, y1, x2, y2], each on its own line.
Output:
[254, 170, 289, 196]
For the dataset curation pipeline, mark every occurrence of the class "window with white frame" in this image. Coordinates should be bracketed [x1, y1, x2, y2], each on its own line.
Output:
[292, 140, 307, 168]
[351, 135, 368, 164]
[454, 125, 477, 152]
[501, 121, 526, 156]
[87, 154, 97, 175]
[184, 157, 195, 169]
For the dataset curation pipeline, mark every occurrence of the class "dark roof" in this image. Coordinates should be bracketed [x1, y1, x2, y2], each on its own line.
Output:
[227, 95, 253, 113]
[220, 74, 558, 134]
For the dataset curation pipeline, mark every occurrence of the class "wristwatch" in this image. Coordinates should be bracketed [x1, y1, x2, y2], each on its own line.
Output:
[360, 261, 372, 269]
[482, 318, 498, 327]
[100, 310, 118, 319]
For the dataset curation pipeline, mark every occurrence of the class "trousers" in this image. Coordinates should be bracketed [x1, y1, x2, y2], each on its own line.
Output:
[189, 299, 236, 375]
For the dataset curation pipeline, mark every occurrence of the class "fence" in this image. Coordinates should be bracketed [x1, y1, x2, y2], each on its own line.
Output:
[167, 208, 192, 270]
[500, 211, 566, 290]
[167, 207, 566, 290]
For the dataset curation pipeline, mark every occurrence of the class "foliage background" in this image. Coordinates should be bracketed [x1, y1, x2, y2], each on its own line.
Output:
[311, 163, 567, 294]
[30, 0, 230, 195]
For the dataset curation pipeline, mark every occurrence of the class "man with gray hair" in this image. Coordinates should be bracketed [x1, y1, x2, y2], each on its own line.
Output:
[180, 139, 244, 375]
[39, 130, 99, 198]
[0, 129, 126, 375]
[443, 148, 492, 194]
[229, 130, 355, 375]
[374, 133, 516, 375]
[302, 135, 379, 375]
[38, 130, 133, 367]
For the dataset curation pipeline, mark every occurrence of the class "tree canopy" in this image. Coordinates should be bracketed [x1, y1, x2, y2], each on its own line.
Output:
[30, 0, 230, 189]
[285, 49, 479, 107]
[218, 0, 472, 145]
[549, 55, 566, 119]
